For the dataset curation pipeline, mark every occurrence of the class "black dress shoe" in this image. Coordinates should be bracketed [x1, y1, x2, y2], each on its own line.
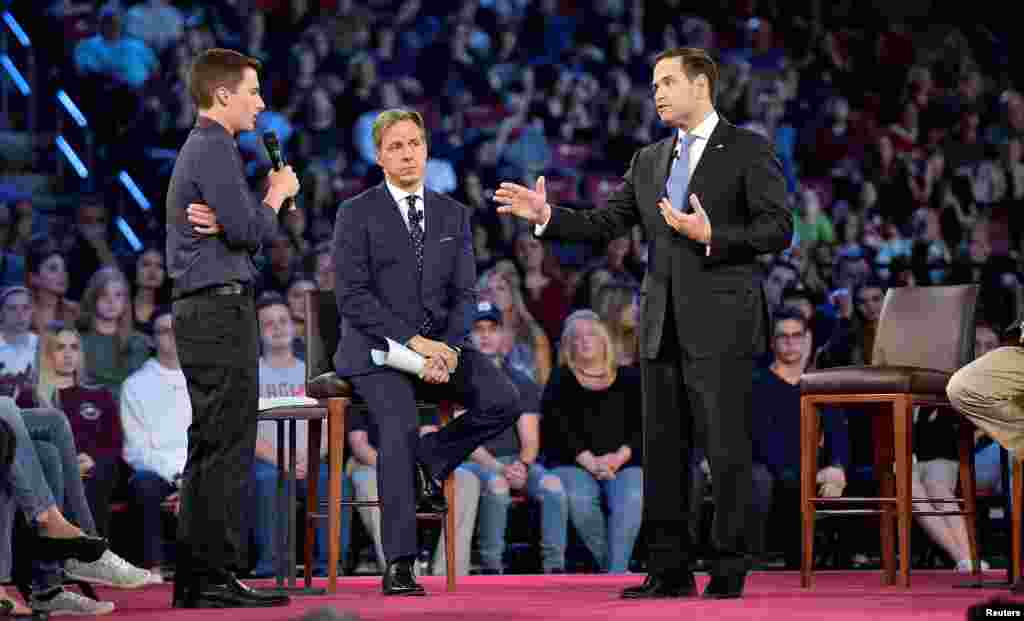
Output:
[620, 572, 697, 599]
[172, 573, 290, 608]
[702, 573, 746, 599]
[33, 534, 107, 563]
[383, 559, 425, 596]
[415, 463, 447, 513]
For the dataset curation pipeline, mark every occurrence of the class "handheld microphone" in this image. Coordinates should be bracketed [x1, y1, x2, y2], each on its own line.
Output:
[262, 131, 294, 211]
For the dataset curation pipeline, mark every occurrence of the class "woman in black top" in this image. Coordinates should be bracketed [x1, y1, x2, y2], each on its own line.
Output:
[541, 310, 643, 573]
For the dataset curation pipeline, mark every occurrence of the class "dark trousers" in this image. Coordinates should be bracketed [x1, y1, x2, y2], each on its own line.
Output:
[130, 469, 176, 567]
[348, 349, 520, 562]
[640, 308, 755, 576]
[82, 456, 128, 538]
[173, 292, 259, 579]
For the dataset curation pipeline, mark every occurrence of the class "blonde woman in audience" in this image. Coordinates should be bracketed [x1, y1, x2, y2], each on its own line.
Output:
[478, 268, 552, 385]
[593, 282, 640, 368]
[541, 310, 644, 574]
[76, 267, 150, 397]
[25, 236, 79, 334]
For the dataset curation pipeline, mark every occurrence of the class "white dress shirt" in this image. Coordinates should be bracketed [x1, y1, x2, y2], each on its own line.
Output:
[386, 179, 426, 233]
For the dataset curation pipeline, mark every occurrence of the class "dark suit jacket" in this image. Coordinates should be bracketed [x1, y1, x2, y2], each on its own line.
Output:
[543, 119, 792, 360]
[332, 184, 476, 377]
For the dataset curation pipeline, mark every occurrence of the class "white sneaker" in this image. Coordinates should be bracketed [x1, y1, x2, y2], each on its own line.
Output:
[145, 571, 165, 585]
[956, 559, 991, 573]
[29, 588, 115, 616]
[65, 550, 151, 588]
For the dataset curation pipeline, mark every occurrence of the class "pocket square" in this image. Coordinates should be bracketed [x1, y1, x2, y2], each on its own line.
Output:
[439, 236, 455, 242]
[714, 143, 725, 149]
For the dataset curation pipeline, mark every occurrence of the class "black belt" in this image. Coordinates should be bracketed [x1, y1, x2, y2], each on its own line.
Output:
[175, 281, 252, 300]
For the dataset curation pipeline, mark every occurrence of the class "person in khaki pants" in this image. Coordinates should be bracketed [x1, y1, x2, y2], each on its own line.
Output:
[947, 328, 1024, 461]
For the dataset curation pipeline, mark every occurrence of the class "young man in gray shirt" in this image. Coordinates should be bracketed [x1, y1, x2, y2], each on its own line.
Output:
[165, 48, 298, 609]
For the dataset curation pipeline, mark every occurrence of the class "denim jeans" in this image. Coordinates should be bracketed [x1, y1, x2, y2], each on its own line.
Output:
[251, 459, 352, 576]
[552, 465, 643, 574]
[460, 457, 568, 572]
[0, 398, 96, 592]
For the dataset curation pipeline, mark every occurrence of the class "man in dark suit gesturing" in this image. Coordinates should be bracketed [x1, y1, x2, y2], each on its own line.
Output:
[495, 47, 792, 599]
[333, 109, 520, 596]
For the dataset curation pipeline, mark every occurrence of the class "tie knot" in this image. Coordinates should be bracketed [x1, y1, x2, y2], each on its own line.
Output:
[407, 195, 421, 223]
[680, 133, 696, 148]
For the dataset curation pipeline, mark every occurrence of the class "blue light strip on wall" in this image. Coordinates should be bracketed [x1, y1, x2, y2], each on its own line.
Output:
[116, 217, 143, 252]
[56, 90, 88, 128]
[118, 171, 151, 211]
[0, 54, 29, 96]
[2, 12, 30, 47]
[56, 135, 89, 178]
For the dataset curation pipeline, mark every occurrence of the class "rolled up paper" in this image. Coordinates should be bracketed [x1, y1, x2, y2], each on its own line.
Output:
[371, 338, 426, 376]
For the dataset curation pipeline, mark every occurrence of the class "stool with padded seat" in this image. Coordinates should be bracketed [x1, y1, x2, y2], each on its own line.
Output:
[799, 284, 980, 589]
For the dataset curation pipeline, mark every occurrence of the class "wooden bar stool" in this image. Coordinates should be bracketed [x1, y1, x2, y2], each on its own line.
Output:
[799, 284, 980, 588]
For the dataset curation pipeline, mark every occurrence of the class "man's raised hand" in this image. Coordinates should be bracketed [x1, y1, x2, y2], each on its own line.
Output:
[494, 176, 552, 225]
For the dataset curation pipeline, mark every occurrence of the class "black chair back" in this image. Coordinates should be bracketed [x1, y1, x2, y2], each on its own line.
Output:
[305, 290, 341, 383]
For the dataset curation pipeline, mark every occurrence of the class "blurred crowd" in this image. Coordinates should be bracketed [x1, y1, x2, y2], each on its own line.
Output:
[0, 0, 1020, 584]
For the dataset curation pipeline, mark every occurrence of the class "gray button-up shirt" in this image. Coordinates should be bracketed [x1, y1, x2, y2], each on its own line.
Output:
[166, 117, 278, 298]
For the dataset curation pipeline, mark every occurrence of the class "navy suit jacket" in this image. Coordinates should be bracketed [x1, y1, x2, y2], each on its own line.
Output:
[332, 183, 476, 377]
[543, 119, 792, 360]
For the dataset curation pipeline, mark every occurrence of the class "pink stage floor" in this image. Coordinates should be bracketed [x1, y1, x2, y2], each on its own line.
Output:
[78, 571, 1021, 620]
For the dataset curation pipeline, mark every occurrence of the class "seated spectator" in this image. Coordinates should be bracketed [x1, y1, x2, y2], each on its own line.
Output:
[572, 236, 641, 311]
[792, 186, 835, 249]
[25, 237, 79, 334]
[513, 233, 570, 348]
[0, 397, 120, 615]
[76, 267, 151, 397]
[255, 230, 296, 297]
[120, 306, 190, 574]
[284, 273, 317, 359]
[593, 282, 640, 368]
[30, 321, 135, 548]
[251, 294, 348, 577]
[816, 279, 886, 368]
[0, 288, 38, 398]
[65, 199, 122, 304]
[439, 302, 568, 574]
[751, 308, 848, 568]
[304, 242, 335, 293]
[912, 320, 998, 572]
[73, 8, 157, 90]
[122, 0, 185, 55]
[128, 246, 169, 337]
[542, 310, 644, 574]
[478, 268, 552, 385]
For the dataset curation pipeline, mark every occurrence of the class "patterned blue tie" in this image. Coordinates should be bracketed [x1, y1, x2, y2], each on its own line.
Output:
[407, 195, 432, 335]
[666, 133, 696, 213]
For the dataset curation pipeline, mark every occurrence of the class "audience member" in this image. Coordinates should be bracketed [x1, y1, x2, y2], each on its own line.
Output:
[541, 311, 643, 574]
[478, 268, 552, 385]
[25, 237, 79, 334]
[251, 294, 345, 577]
[128, 246, 169, 337]
[76, 267, 150, 397]
[120, 306, 190, 573]
[441, 302, 568, 574]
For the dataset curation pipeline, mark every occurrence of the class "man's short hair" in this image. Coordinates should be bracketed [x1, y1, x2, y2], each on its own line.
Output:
[772, 307, 808, 332]
[781, 285, 813, 304]
[371, 109, 427, 152]
[189, 48, 262, 110]
[256, 291, 289, 314]
[653, 47, 719, 102]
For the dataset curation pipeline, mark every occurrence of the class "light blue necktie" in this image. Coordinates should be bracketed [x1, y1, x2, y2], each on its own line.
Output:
[666, 133, 696, 212]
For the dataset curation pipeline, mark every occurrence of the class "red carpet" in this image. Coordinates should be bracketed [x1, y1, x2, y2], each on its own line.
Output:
[81, 572, 1019, 620]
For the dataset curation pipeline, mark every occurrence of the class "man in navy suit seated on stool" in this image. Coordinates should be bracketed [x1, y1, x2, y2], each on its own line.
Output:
[331, 108, 521, 596]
